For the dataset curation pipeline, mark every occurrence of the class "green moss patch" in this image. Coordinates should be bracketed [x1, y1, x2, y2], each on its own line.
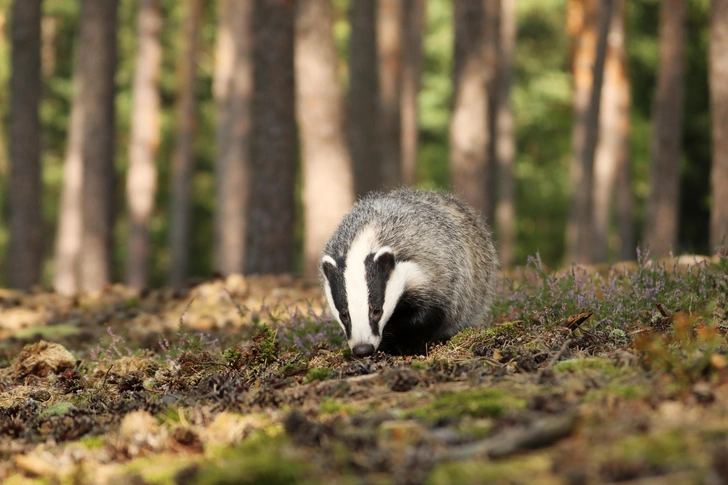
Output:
[411, 389, 527, 421]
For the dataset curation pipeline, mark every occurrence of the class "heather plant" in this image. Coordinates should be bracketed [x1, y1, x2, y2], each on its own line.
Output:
[492, 249, 721, 333]
[276, 303, 345, 354]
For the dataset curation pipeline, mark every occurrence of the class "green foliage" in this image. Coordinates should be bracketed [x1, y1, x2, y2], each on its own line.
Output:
[411, 389, 527, 421]
[305, 367, 332, 383]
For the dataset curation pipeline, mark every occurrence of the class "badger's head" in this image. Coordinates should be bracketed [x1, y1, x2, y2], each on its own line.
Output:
[320, 228, 426, 358]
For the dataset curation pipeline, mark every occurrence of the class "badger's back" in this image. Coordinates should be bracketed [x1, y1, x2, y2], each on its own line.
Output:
[323, 189, 498, 342]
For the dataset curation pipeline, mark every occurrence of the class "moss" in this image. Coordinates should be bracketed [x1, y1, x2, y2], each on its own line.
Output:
[38, 401, 75, 420]
[553, 357, 619, 375]
[78, 435, 106, 450]
[222, 347, 241, 365]
[411, 389, 527, 421]
[305, 367, 332, 383]
[598, 431, 693, 478]
[123, 454, 200, 485]
[584, 385, 650, 402]
[429, 454, 555, 484]
[14, 324, 82, 340]
[193, 435, 313, 485]
[319, 398, 355, 415]
[449, 321, 525, 349]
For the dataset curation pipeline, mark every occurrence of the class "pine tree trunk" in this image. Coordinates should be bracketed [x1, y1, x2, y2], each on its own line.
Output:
[214, 0, 253, 276]
[565, 0, 613, 264]
[80, 0, 119, 293]
[643, 0, 686, 257]
[710, 0, 728, 250]
[347, 0, 381, 196]
[400, 0, 425, 186]
[450, 0, 489, 218]
[592, 0, 626, 263]
[296, 0, 355, 281]
[245, 0, 297, 275]
[8, 0, 43, 290]
[125, 0, 162, 291]
[483, 0, 499, 224]
[494, 0, 516, 267]
[378, 0, 403, 188]
[54, 38, 85, 295]
[169, 0, 202, 289]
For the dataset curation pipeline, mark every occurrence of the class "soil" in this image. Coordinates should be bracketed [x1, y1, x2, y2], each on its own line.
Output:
[1, 270, 728, 485]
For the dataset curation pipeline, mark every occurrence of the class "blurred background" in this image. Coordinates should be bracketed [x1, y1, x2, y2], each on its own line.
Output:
[0, 0, 726, 293]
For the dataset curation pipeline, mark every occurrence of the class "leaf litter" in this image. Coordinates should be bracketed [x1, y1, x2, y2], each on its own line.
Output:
[0, 251, 727, 484]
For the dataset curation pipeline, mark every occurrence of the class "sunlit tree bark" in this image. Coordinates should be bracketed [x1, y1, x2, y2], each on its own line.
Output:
[296, 0, 355, 281]
[214, 0, 253, 276]
[450, 0, 489, 218]
[710, 0, 728, 250]
[125, 0, 162, 290]
[400, 0, 425, 186]
[643, 0, 686, 257]
[494, 0, 516, 267]
[378, 0, 403, 188]
[564, 0, 613, 264]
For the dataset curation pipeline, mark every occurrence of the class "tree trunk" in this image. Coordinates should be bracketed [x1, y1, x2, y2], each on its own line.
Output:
[80, 0, 118, 293]
[54, 36, 85, 295]
[710, 0, 728, 250]
[8, 0, 43, 290]
[591, 0, 626, 263]
[494, 0, 516, 267]
[450, 0, 489, 218]
[347, 0, 381, 196]
[400, 0, 425, 186]
[125, 0, 162, 291]
[245, 0, 297, 275]
[564, 0, 613, 264]
[296, 0, 355, 281]
[169, 0, 202, 289]
[213, 0, 253, 276]
[378, 0, 403, 188]
[483, 0, 499, 224]
[616, 127, 635, 260]
[643, 0, 686, 257]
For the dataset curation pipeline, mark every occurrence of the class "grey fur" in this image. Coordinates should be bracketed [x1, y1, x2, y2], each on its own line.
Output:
[321, 189, 499, 350]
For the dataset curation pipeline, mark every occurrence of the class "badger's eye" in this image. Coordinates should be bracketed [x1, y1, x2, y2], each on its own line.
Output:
[369, 306, 383, 319]
[339, 310, 350, 323]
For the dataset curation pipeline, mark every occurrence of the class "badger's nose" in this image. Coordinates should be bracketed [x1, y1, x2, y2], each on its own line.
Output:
[352, 343, 375, 358]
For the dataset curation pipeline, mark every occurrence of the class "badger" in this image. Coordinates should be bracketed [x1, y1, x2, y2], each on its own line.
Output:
[320, 189, 498, 357]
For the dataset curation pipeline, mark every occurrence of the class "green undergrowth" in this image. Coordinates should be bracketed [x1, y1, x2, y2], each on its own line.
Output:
[411, 389, 527, 422]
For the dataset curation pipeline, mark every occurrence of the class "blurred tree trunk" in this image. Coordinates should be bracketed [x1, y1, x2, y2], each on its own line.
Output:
[125, 0, 162, 291]
[347, 0, 380, 196]
[564, 0, 612, 264]
[592, 0, 627, 263]
[710, 0, 728, 250]
[483, 0, 499, 224]
[400, 0, 425, 186]
[245, 0, 297, 275]
[378, 0, 403, 188]
[8, 0, 43, 290]
[450, 0, 489, 218]
[80, 0, 118, 293]
[616, 126, 635, 260]
[295, 0, 354, 281]
[643, 0, 686, 257]
[494, 0, 516, 267]
[213, 0, 253, 276]
[169, 0, 202, 289]
[54, 36, 84, 294]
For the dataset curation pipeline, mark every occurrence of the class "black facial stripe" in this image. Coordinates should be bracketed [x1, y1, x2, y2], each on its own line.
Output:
[322, 258, 350, 339]
[365, 250, 396, 337]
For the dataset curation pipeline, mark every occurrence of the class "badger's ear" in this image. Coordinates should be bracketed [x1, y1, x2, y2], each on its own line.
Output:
[373, 246, 395, 274]
[321, 255, 338, 281]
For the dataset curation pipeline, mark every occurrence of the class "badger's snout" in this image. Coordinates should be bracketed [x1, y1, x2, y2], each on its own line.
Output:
[351, 343, 375, 358]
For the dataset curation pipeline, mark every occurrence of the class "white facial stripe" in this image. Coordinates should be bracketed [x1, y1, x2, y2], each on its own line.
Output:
[322, 254, 337, 268]
[344, 226, 378, 346]
[322, 277, 345, 335]
[380, 261, 427, 335]
[373, 246, 393, 261]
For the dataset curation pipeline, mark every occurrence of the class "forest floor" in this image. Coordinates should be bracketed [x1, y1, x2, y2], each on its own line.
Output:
[1, 251, 728, 485]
